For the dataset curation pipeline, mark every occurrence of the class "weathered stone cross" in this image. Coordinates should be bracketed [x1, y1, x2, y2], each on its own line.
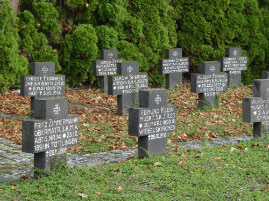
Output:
[20, 62, 65, 114]
[159, 48, 189, 89]
[129, 89, 177, 157]
[108, 62, 148, 115]
[220, 47, 247, 86]
[243, 79, 269, 138]
[191, 61, 228, 108]
[93, 49, 125, 91]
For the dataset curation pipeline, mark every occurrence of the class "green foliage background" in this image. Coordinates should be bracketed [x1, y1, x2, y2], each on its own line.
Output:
[0, 0, 269, 91]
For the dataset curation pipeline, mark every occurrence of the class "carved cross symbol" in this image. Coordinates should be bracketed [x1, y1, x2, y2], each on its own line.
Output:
[155, 95, 162, 104]
[127, 66, 133, 73]
[42, 66, 49, 74]
[108, 52, 113, 59]
[53, 104, 61, 115]
[233, 50, 238, 56]
[210, 66, 215, 72]
[173, 51, 179, 57]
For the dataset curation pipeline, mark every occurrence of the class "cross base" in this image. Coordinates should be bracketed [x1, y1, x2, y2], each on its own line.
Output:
[228, 72, 242, 87]
[253, 122, 268, 138]
[117, 93, 139, 115]
[100, 75, 108, 92]
[138, 135, 166, 158]
[198, 94, 217, 108]
[34, 152, 67, 178]
[166, 72, 182, 89]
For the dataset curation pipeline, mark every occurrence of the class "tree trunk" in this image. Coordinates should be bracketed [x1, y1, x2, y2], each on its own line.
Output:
[9, 0, 20, 16]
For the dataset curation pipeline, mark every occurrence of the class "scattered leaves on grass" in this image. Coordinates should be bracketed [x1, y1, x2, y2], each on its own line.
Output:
[178, 161, 187, 166]
[153, 162, 162, 167]
[116, 186, 123, 191]
[230, 147, 236, 152]
[78, 193, 88, 198]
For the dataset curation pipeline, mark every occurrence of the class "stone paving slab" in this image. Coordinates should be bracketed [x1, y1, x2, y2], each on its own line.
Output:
[0, 137, 137, 183]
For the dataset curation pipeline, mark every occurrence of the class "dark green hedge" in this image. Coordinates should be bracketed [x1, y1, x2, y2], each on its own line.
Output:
[0, 0, 269, 91]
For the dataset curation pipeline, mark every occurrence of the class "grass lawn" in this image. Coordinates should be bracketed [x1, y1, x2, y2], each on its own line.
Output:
[0, 138, 268, 200]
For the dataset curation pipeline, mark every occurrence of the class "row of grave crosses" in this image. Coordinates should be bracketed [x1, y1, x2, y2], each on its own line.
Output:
[92, 47, 247, 113]
[20, 62, 176, 164]
[20, 62, 79, 175]
[21, 47, 264, 175]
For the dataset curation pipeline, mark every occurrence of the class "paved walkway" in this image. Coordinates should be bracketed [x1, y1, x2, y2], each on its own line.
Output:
[0, 135, 253, 183]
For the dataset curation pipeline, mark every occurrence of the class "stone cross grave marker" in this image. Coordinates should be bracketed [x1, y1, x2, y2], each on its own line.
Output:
[20, 62, 78, 173]
[22, 97, 79, 170]
[93, 49, 125, 91]
[243, 79, 269, 138]
[20, 62, 65, 114]
[129, 89, 177, 157]
[262, 71, 269, 79]
[159, 48, 189, 89]
[191, 61, 228, 108]
[220, 47, 247, 86]
[108, 62, 148, 115]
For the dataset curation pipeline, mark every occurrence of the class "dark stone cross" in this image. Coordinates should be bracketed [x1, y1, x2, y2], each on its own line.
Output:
[191, 62, 228, 108]
[20, 62, 65, 114]
[159, 48, 189, 89]
[243, 79, 269, 138]
[93, 49, 125, 91]
[220, 47, 248, 86]
[22, 97, 79, 170]
[128, 89, 177, 157]
[108, 62, 148, 115]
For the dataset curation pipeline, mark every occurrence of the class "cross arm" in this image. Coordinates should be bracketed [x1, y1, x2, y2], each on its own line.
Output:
[93, 59, 125, 76]
[191, 73, 228, 93]
[128, 104, 177, 137]
[158, 58, 189, 74]
[243, 97, 267, 123]
[108, 74, 148, 95]
[22, 115, 79, 153]
[20, 75, 65, 97]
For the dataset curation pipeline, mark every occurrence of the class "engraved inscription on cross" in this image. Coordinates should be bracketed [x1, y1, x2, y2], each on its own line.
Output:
[220, 47, 247, 86]
[243, 79, 269, 138]
[93, 49, 125, 91]
[20, 62, 65, 113]
[108, 62, 148, 115]
[191, 61, 228, 108]
[22, 97, 79, 170]
[159, 48, 189, 89]
[128, 89, 177, 157]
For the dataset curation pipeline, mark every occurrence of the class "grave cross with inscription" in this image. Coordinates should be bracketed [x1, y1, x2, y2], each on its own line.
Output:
[159, 48, 189, 89]
[243, 79, 269, 138]
[20, 62, 65, 114]
[129, 89, 177, 157]
[108, 62, 148, 115]
[93, 49, 125, 91]
[22, 97, 79, 170]
[191, 62, 228, 108]
[220, 47, 248, 86]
